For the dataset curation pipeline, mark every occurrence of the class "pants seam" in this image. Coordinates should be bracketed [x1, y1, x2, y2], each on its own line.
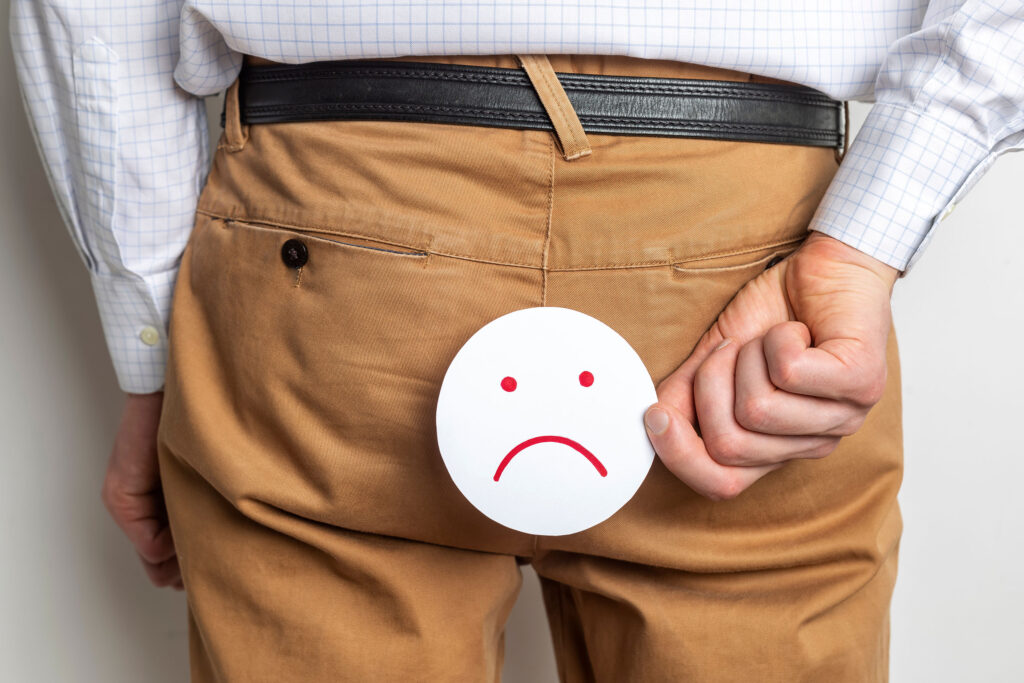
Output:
[541, 136, 555, 306]
[551, 581, 570, 683]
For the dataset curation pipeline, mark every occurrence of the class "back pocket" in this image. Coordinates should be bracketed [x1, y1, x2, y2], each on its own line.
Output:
[670, 237, 804, 274]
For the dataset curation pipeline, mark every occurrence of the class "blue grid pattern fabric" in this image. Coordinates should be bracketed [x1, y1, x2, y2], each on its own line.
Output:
[9, 1, 1024, 393]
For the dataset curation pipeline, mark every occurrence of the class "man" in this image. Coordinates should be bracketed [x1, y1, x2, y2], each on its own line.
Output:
[10, 2, 1023, 680]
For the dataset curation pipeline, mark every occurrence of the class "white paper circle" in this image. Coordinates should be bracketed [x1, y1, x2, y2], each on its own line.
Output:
[436, 307, 658, 536]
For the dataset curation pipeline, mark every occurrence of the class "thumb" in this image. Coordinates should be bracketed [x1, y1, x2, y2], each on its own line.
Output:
[656, 326, 728, 421]
[643, 401, 779, 501]
[657, 265, 791, 406]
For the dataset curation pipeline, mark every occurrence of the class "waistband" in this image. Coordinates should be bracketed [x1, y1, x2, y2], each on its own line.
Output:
[202, 53, 845, 271]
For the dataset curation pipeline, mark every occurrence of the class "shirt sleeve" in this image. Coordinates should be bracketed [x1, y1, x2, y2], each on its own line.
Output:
[808, 0, 1024, 273]
[9, 0, 211, 393]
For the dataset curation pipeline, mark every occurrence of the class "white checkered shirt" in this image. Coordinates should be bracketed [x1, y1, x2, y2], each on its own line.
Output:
[10, 1, 1024, 393]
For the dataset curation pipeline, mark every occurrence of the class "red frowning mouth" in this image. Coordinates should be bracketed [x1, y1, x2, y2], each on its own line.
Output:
[493, 435, 607, 482]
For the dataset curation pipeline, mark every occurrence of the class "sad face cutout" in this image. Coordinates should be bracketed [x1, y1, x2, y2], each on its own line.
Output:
[436, 307, 657, 536]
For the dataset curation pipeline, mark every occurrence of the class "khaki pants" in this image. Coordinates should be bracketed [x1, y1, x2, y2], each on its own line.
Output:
[157, 53, 903, 682]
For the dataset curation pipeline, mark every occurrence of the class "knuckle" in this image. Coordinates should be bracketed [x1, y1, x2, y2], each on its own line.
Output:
[150, 574, 173, 588]
[157, 574, 178, 588]
[735, 395, 771, 431]
[863, 381, 886, 406]
[100, 481, 114, 508]
[137, 540, 161, 562]
[707, 476, 744, 501]
[706, 433, 749, 466]
[101, 486, 129, 519]
[100, 473, 120, 504]
[810, 439, 841, 459]
[142, 561, 176, 587]
[835, 413, 867, 436]
[852, 367, 887, 407]
[770, 356, 800, 389]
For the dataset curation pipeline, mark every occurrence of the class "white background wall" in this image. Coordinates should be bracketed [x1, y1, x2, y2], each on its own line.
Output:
[3, 18, 1023, 682]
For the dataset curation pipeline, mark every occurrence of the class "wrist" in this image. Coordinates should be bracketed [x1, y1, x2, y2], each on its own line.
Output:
[803, 230, 900, 292]
[125, 391, 164, 408]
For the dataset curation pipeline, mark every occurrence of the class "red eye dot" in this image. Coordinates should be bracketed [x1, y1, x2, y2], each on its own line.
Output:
[579, 371, 594, 387]
[500, 376, 517, 392]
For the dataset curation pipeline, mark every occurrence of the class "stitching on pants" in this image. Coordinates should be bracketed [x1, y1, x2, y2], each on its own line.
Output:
[197, 208, 807, 271]
[550, 580, 569, 683]
[541, 138, 555, 306]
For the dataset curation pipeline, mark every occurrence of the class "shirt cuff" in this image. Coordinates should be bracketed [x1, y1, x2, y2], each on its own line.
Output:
[89, 268, 178, 394]
[807, 102, 991, 273]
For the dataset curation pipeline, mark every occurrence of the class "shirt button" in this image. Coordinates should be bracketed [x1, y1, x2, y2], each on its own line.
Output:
[139, 326, 160, 346]
[281, 238, 309, 268]
[765, 254, 786, 270]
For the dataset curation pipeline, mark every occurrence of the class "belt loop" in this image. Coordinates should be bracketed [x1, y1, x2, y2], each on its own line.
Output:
[835, 100, 849, 164]
[218, 72, 249, 153]
[516, 55, 592, 161]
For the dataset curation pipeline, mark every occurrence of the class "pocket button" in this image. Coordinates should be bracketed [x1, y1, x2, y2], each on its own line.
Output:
[281, 238, 309, 268]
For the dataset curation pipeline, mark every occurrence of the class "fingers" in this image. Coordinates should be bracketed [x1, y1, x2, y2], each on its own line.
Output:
[131, 519, 177, 566]
[655, 264, 793, 417]
[139, 553, 183, 590]
[102, 483, 177, 565]
[104, 483, 181, 589]
[651, 237, 895, 499]
[644, 400, 782, 501]
[734, 336, 868, 437]
[693, 339, 840, 466]
[762, 321, 887, 407]
[654, 322, 727, 425]
[103, 390, 182, 591]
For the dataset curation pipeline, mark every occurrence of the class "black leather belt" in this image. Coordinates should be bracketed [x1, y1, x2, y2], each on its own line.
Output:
[228, 59, 846, 150]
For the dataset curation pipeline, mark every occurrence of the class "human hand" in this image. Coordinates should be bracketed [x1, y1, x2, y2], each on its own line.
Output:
[101, 391, 182, 589]
[645, 231, 899, 501]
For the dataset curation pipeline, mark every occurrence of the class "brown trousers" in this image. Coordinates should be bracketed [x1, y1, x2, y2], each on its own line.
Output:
[157, 53, 903, 682]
